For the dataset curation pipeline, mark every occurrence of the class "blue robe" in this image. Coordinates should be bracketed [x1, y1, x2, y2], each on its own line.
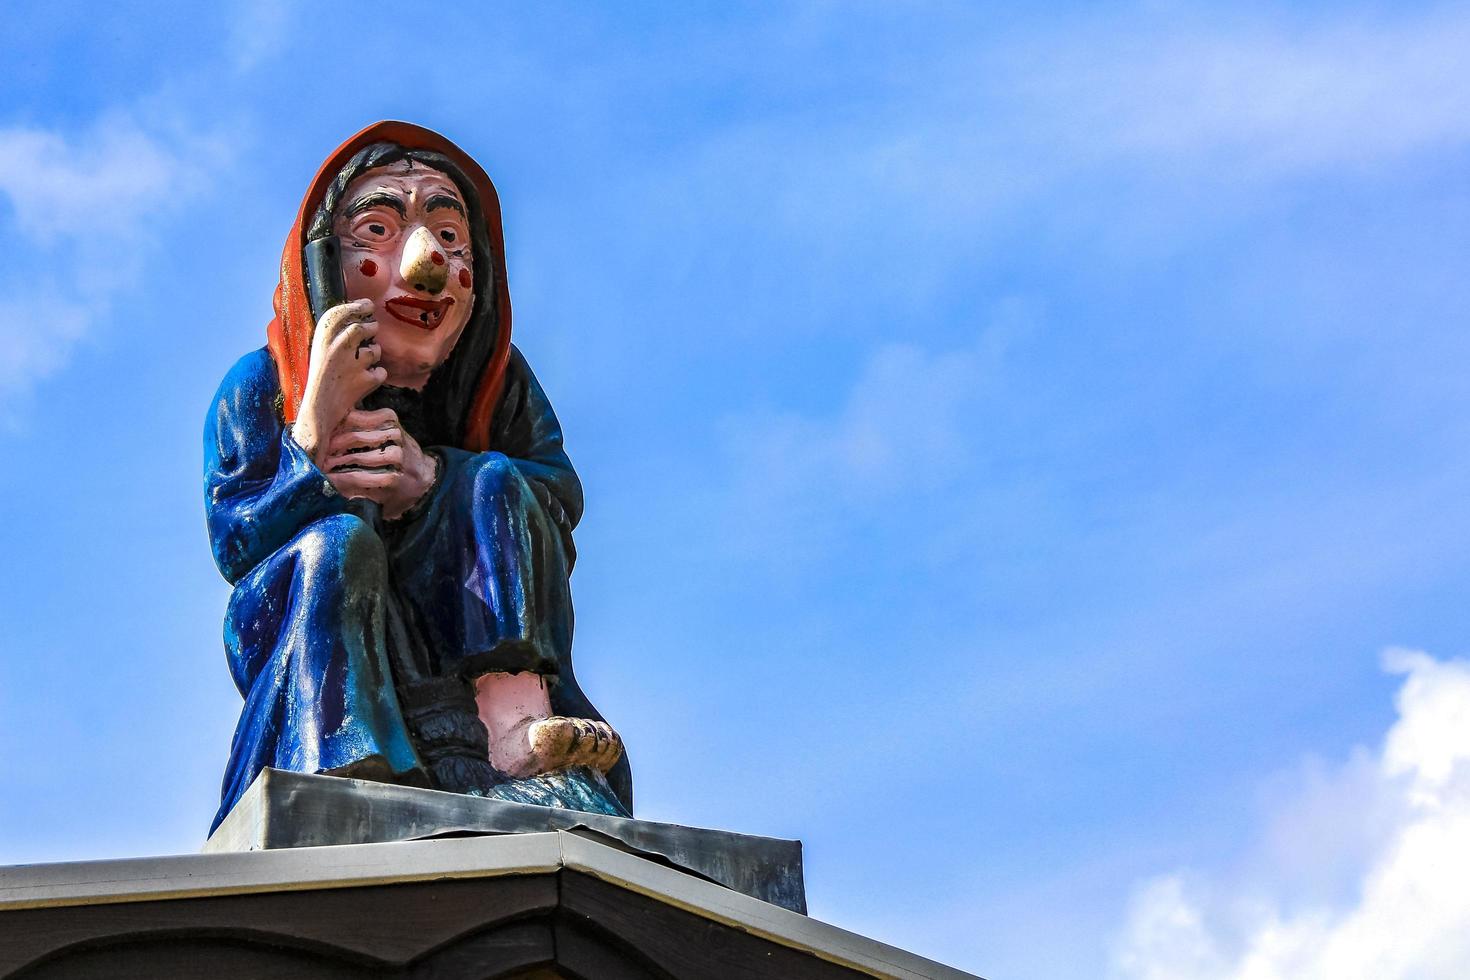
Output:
[203, 346, 630, 832]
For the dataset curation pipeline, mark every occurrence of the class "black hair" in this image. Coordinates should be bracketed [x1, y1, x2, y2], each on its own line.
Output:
[306, 141, 499, 448]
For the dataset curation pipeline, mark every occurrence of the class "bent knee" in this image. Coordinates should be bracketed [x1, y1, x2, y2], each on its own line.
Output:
[293, 513, 386, 581]
[469, 452, 524, 497]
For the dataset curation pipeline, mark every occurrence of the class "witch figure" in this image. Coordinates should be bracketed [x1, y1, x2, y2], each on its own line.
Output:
[203, 121, 629, 833]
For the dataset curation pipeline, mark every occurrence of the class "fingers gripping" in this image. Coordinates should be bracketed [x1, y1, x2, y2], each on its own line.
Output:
[317, 298, 374, 337]
[326, 443, 405, 473]
[329, 425, 401, 454]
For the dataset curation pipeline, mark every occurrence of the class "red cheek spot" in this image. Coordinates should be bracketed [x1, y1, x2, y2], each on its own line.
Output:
[431, 251, 445, 266]
[358, 259, 378, 277]
[458, 268, 472, 288]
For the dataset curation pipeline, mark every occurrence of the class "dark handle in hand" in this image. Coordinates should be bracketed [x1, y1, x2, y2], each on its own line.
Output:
[304, 236, 347, 324]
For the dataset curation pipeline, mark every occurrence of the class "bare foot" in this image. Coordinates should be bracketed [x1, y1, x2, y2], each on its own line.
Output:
[528, 717, 623, 775]
[486, 714, 622, 778]
[475, 672, 623, 778]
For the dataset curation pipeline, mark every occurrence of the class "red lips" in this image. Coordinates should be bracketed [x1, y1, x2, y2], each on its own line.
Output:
[384, 295, 456, 330]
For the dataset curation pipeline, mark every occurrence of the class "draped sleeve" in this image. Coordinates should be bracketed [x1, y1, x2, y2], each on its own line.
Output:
[485, 344, 584, 564]
[204, 348, 349, 584]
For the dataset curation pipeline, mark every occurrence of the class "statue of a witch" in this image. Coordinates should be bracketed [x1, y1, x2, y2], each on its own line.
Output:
[203, 122, 628, 832]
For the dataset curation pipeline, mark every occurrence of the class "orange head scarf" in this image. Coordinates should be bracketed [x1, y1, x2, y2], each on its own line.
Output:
[265, 121, 512, 452]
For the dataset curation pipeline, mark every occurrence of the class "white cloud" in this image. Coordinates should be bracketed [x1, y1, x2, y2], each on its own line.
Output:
[0, 115, 220, 411]
[1113, 650, 1470, 980]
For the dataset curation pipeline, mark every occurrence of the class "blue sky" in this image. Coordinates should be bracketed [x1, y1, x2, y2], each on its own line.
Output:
[5, 3, 1470, 977]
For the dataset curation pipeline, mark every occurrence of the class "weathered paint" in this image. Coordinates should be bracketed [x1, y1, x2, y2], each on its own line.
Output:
[204, 124, 631, 833]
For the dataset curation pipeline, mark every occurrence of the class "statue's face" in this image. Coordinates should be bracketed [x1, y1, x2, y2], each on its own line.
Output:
[334, 162, 475, 389]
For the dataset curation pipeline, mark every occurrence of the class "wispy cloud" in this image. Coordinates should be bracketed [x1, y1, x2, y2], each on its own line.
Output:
[0, 115, 221, 415]
[227, 0, 294, 73]
[1026, 9, 1470, 175]
[937, 5, 1470, 188]
[710, 300, 1037, 559]
[609, 4, 1470, 345]
[1113, 650, 1470, 980]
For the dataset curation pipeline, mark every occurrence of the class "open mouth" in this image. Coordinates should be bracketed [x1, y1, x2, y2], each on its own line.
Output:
[384, 295, 456, 331]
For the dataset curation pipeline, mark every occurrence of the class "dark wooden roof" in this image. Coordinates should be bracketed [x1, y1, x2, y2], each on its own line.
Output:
[0, 832, 978, 980]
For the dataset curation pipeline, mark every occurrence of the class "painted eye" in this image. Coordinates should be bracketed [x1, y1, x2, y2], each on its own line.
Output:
[352, 216, 394, 243]
[439, 229, 457, 243]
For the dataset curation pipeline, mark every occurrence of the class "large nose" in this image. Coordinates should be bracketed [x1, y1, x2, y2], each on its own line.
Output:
[400, 225, 448, 294]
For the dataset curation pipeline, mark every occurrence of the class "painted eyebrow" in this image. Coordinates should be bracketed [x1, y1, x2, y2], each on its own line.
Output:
[344, 191, 408, 219]
[424, 193, 466, 217]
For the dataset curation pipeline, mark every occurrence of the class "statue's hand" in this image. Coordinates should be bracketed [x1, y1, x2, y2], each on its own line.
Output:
[292, 299, 384, 462]
[323, 408, 438, 519]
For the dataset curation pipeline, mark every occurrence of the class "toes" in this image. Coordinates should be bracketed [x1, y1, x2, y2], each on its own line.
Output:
[575, 721, 622, 772]
[525, 717, 623, 774]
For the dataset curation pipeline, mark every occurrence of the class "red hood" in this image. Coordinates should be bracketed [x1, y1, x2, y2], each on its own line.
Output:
[265, 121, 512, 452]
